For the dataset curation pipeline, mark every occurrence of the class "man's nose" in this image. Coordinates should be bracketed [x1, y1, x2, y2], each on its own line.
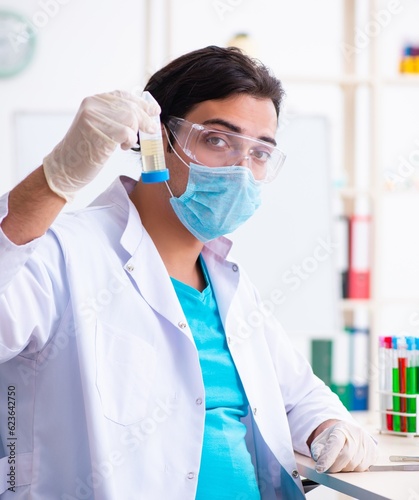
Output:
[232, 155, 251, 167]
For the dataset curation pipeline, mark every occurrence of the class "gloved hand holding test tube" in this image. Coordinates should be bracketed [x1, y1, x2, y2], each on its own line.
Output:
[42, 90, 161, 203]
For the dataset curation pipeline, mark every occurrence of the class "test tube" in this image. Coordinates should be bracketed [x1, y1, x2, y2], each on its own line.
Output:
[139, 91, 170, 183]
[406, 336, 417, 433]
[383, 336, 393, 431]
[415, 337, 419, 401]
[379, 336, 393, 431]
[392, 336, 401, 432]
[398, 336, 407, 432]
[378, 336, 386, 430]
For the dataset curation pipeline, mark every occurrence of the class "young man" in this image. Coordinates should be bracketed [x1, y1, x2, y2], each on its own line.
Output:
[0, 46, 376, 499]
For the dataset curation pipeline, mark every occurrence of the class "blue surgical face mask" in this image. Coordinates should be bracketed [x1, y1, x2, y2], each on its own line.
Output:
[167, 162, 262, 243]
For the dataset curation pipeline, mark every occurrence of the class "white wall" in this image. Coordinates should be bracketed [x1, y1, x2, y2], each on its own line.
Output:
[3, 0, 419, 349]
[0, 0, 146, 193]
[0, 0, 348, 191]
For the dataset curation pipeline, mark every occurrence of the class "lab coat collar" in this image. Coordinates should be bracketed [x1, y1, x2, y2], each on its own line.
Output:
[203, 235, 234, 261]
[92, 175, 236, 262]
[93, 176, 194, 338]
[114, 178, 238, 331]
[127, 229, 191, 337]
[88, 175, 136, 210]
[112, 176, 145, 256]
[89, 175, 145, 256]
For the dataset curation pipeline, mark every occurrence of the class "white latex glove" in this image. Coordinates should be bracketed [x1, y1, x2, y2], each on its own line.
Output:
[310, 421, 378, 473]
[43, 90, 159, 202]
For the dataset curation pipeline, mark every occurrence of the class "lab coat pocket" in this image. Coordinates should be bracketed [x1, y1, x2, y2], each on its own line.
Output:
[95, 321, 156, 426]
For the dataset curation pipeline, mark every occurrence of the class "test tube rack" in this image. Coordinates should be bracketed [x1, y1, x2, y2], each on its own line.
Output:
[377, 390, 419, 436]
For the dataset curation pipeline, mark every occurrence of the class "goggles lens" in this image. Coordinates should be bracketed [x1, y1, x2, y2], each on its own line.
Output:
[166, 116, 286, 183]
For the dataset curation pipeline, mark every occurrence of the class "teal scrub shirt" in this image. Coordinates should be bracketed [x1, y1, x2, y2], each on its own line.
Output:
[171, 257, 260, 499]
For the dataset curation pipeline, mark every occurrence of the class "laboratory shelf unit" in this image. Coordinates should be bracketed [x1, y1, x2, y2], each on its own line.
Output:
[336, 0, 419, 416]
[284, 0, 419, 415]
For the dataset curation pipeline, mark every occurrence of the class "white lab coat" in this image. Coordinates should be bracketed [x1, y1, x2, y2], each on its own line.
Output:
[0, 176, 354, 499]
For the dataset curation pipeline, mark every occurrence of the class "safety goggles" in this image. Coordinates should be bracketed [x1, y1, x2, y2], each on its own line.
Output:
[165, 116, 286, 183]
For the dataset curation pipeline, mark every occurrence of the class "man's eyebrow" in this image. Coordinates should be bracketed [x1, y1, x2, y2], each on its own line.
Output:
[201, 118, 277, 146]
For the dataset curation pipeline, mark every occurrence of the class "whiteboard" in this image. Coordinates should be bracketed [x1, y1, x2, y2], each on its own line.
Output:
[228, 115, 339, 341]
[13, 112, 338, 347]
[13, 112, 141, 211]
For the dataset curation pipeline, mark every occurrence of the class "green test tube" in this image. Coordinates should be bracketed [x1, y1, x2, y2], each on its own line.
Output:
[416, 337, 419, 414]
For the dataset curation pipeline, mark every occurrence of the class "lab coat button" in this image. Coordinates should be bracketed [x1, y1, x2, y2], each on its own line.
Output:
[292, 469, 299, 478]
[187, 472, 195, 480]
[126, 264, 134, 272]
[195, 398, 203, 405]
[253, 407, 257, 416]
[232, 264, 239, 272]
[178, 321, 187, 329]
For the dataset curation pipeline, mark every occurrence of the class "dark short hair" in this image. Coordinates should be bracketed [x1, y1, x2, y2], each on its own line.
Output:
[144, 45, 285, 124]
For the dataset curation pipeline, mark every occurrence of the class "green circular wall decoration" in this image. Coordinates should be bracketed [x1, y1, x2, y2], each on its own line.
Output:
[0, 9, 36, 78]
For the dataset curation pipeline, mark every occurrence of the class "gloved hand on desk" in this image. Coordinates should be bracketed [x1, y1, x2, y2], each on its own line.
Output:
[310, 420, 378, 473]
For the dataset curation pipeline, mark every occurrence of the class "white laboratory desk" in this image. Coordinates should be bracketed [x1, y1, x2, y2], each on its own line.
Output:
[296, 431, 419, 500]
